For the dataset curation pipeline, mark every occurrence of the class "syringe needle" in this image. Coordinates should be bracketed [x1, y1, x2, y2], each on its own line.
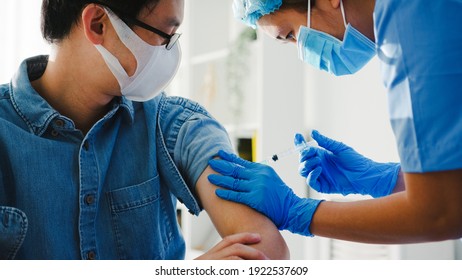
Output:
[260, 140, 317, 164]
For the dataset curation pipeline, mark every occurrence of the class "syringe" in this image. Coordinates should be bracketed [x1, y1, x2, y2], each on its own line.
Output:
[260, 140, 317, 165]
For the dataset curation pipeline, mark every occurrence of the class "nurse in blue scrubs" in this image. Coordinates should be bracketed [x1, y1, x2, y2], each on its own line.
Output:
[208, 0, 462, 243]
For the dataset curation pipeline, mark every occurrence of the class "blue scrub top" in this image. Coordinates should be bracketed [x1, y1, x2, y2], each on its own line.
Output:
[374, 0, 462, 172]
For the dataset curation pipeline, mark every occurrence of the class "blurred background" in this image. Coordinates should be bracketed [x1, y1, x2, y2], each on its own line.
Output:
[1, 0, 460, 260]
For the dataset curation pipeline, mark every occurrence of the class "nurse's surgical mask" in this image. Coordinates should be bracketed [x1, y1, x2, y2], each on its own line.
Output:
[297, 0, 376, 76]
[95, 8, 181, 102]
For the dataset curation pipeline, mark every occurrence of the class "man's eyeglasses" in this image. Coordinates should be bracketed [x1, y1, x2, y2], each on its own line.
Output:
[93, 1, 181, 50]
[120, 15, 181, 50]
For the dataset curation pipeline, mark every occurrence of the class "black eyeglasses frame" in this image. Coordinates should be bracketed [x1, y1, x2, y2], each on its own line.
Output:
[92, 1, 181, 50]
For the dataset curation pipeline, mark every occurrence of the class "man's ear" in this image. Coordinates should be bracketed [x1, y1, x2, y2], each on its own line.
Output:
[329, 0, 341, 9]
[81, 4, 107, 45]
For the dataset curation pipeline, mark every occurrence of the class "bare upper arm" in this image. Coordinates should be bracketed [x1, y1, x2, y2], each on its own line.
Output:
[195, 165, 290, 259]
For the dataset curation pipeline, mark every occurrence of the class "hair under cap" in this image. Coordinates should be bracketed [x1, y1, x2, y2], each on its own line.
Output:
[233, 0, 282, 28]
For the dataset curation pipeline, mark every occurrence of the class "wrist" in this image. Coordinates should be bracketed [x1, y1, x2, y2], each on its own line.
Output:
[284, 198, 323, 237]
[371, 163, 401, 198]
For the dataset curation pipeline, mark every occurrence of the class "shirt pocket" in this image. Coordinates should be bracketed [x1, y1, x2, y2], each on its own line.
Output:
[106, 175, 173, 259]
[0, 206, 28, 260]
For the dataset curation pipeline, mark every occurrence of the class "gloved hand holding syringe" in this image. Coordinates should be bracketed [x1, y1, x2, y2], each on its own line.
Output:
[260, 138, 318, 165]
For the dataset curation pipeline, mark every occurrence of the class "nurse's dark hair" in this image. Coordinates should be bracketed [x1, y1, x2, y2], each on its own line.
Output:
[41, 0, 160, 43]
[281, 0, 313, 12]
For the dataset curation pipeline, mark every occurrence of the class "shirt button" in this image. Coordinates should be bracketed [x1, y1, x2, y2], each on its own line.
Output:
[87, 251, 96, 260]
[54, 119, 65, 127]
[85, 194, 95, 205]
[51, 130, 59, 137]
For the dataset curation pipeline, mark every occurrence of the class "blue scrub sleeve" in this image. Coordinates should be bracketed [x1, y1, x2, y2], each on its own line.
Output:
[375, 0, 462, 172]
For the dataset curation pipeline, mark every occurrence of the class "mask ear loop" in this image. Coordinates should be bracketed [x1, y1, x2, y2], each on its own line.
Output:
[307, 0, 311, 28]
[340, 0, 348, 28]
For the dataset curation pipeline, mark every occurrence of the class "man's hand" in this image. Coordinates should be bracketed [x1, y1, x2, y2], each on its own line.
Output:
[194, 232, 269, 260]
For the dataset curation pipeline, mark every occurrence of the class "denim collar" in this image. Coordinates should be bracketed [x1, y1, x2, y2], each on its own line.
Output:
[10, 55, 134, 136]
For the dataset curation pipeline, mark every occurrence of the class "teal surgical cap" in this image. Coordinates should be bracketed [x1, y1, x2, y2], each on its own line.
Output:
[233, 0, 282, 28]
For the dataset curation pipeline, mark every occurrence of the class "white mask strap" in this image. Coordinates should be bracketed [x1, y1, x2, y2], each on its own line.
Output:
[340, 0, 348, 28]
[307, 0, 311, 28]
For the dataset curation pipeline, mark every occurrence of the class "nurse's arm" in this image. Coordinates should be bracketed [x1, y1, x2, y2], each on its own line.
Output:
[195, 165, 290, 259]
[391, 169, 406, 193]
[310, 169, 462, 243]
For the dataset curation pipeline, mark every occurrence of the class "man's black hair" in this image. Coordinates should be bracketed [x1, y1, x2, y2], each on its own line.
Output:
[41, 0, 159, 43]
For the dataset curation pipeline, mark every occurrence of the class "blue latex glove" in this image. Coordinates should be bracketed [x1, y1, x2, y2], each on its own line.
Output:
[208, 150, 323, 236]
[296, 130, 400, 198]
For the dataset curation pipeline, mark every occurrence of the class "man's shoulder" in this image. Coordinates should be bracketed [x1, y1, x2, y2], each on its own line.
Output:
[0, 83, 10, 100]
[0, 83, 13, 119]
[156, 94, 210, 118]
[0, 83, 26, 136]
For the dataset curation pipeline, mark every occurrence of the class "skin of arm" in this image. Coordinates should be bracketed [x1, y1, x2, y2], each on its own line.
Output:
[195, 166, 290, 259]
[311, 169, 462, 243]
[391, 169, 406, 193]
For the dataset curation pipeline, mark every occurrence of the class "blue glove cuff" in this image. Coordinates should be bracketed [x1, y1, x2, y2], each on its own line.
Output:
[370, 163, 401, 198]
[284, 198, 323, 237]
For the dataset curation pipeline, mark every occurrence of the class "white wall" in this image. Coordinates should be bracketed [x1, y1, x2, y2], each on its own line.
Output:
[303, 57, 399, 163]
[256, 33, 307, 259]
[0, 0, 50, 84]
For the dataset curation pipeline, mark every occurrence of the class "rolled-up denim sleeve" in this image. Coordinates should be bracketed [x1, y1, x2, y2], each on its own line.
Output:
[174, 112, 234, 188]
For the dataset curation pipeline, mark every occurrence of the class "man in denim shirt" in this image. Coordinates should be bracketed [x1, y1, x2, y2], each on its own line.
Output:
[0, 0, 289, 259]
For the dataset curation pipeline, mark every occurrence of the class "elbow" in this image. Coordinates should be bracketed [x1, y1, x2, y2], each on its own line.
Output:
[431, 215, 462, 241]
[404, 170, 462, 242]
[263, 233, 290, 259]
[274, 246, 290, 260]
[277, 241, 290, 260]
[417, 206, 462, 242]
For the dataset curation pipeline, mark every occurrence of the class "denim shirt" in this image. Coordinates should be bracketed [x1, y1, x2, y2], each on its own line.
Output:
[0, 56, 233, 259]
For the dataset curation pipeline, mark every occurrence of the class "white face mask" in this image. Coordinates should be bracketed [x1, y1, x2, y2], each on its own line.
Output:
[95, 8, 181, 102]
